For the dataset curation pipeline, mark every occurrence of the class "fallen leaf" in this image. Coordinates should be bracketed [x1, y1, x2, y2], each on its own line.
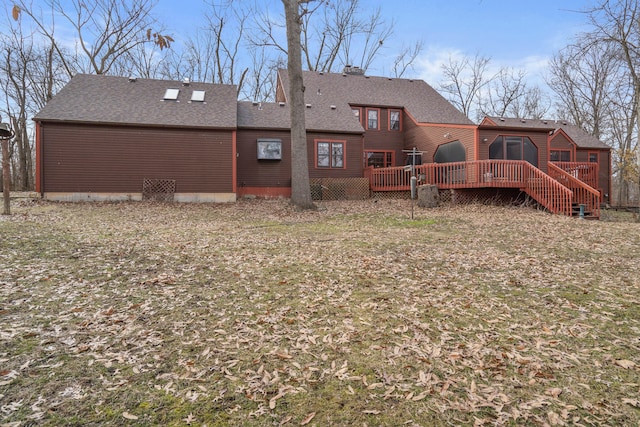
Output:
[122, 412, 138, 420]
[614, 359, 636, 369]
[546, 388, 562, 398]
[183, 413, 195, 424]
[300, 412, 316, 425]
[280, 415, 292, 425]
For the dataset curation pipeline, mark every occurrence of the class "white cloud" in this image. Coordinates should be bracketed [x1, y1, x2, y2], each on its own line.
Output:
[414, 45, 552, 90]
[414, 46, 465, 85]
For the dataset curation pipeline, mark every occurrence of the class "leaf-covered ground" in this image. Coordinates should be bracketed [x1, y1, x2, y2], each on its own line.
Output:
[1, 199, 639, 426]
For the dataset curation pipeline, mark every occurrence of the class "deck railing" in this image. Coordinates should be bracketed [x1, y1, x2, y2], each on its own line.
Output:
[367, 160, 574, 216]
[548, 163, 600, 218]
[551, 161, 598, 189]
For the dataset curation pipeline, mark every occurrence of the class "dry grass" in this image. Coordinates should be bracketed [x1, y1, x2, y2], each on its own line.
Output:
[1, 199, 639, 426]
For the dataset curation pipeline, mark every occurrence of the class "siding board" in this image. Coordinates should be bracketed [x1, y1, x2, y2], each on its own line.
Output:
[42, 123, 233, 193]
[236, 129, 363, 193]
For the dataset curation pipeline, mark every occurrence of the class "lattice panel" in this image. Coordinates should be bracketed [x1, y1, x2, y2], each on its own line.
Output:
[372, 190, 411, 200]
[142, 179, 176, 202]
[310, 178, 370, 200]
[450, 188, 527, 206]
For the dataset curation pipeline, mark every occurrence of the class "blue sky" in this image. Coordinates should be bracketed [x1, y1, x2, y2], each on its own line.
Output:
[155, 0, 594, 88]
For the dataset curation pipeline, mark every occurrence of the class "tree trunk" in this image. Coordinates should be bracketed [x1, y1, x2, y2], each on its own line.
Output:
[282, 0, 315, 210]
[2, 137, 10, 215]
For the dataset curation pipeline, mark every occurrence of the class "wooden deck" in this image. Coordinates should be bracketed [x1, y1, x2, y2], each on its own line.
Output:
[365, 160, 600, 218]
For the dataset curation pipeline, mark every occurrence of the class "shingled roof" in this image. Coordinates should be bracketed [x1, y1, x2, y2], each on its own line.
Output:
[277, 69, 473, 126]
[237, 100, 363, 133]
[34, 74, 237, 129]
[482, 116, 610, 150]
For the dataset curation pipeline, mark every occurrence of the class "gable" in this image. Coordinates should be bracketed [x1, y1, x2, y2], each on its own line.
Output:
[277, 69, 473, 127]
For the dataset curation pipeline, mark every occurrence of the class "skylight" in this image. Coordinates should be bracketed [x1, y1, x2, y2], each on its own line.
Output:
[191, 90, 205, 102]
[163, 88, 180, 100]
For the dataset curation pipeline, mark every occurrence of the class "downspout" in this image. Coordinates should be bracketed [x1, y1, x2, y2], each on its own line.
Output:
[35, 121, 42, 196]
[474, 125, 479, 160]
[232, 130, 237, 197]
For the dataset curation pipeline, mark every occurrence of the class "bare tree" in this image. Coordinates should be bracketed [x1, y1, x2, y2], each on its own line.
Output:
[12, 0, 172, 77]
[508, 86, 551, 120]
[391, 40, 424, 78]
[481, 67, 550, 120]
[244, 48, 286, 101]
[252, 0, 396, 74]
[0, 18, 65, 191]
[586, 0, 640, 204]
[439, 53, 492, 119]
[548, 42, 622, 139]
[178, 2, 249, 95]
[282, 0, 315, 210]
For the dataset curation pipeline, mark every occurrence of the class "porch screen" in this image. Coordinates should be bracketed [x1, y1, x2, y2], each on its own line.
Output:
[489, 136, 538, 167]
[434, 140, 465, 163]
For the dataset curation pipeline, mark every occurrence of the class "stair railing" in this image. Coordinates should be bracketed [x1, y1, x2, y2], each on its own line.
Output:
[548, 163, 600, 218]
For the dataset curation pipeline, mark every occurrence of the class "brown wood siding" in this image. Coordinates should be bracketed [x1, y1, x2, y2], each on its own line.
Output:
[478, 129, 549, 173]
[237, 130, 292, 188]
[308, 132, 363, 178]
[41, 123, 233, 193]
[237, 130, 363, 189]
[550, 134, 574, 151]
[275, 80, 286, 103]
[362, 107, 405, 166]
[577, 148, 611, 202]
[405, 119, 475, 164]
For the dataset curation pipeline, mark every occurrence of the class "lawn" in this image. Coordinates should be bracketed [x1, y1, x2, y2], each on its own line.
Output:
[1, 199, 639, 426]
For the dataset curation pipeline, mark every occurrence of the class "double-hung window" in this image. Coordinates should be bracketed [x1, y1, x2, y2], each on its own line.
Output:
[389, 110, 401, 131]
[366, 108, 379, 130]
[316, 140, 345, 168]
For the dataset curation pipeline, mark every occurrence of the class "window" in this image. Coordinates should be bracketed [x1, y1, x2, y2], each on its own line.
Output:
[365, 151, 394, 168]
[489, 136, 538, 167]
[589, 152, 598, 163]
[257, 139, 282, 160]
[434, 140, 466, 163]
[191, 90, 206, 102]
[389, 110, 401, 131]
[163, 88, 180, 100]
[550, 150, 571, 162]
[316, 140, 345, 168]
[366, 108, 379, 130]
[405, 152, 422, 166]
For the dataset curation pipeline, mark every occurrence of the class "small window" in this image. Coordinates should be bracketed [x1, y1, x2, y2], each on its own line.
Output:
[389, 110, 401, 131]
[257, 139, 282, 160]
[367, 109, 379, 130]
[589, 152, 598, 163]
[316, 140, 345, 169]
[550, 150, 571, 162]
[366, 151, 394, 168]
[163, 88, 180, 100]
[191, 90, 206, 102]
